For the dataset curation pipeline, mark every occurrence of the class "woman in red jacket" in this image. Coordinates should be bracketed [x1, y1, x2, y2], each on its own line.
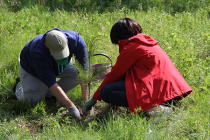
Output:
[83, 18, 192, 116]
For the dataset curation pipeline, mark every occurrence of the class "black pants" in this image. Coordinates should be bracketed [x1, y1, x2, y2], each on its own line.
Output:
[100, 80, 179, 108]
[100, 81, 129, 107]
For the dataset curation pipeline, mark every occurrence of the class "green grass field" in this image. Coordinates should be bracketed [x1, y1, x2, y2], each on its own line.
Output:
[0, 1, 209, 139]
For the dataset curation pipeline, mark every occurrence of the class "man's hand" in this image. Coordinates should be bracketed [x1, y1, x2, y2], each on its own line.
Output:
[82, 97, 97, 116]
[68, 106, 81, 120]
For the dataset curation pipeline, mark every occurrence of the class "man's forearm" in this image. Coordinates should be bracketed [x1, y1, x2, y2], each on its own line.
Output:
[49, 83, 75, 108]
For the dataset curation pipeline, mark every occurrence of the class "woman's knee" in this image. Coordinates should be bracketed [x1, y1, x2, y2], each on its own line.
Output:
[100, 85, 111, 101]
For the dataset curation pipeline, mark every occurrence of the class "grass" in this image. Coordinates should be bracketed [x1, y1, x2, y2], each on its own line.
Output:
[0, 2, 210, 140]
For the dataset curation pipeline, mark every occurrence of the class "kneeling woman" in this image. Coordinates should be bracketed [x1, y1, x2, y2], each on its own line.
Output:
[83, 18, 192, 116]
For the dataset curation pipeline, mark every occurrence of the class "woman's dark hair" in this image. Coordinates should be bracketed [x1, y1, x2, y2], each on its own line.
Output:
[110, 18, 142, 44]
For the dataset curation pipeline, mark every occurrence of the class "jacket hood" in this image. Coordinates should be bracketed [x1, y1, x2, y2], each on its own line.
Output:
[118, 33, 159, 52]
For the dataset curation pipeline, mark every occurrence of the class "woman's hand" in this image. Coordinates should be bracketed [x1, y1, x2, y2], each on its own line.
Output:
[82, 97, 97, 115]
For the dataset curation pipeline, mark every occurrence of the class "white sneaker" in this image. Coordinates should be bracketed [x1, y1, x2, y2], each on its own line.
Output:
[146, 105, 172, 118]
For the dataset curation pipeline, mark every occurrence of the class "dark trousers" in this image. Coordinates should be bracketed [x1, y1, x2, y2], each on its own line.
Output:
[100, 81, 179, 108]
[100, 81, 129, 107]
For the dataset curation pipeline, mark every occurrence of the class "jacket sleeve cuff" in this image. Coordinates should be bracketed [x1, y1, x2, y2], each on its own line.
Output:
[93, 90, 102, 101]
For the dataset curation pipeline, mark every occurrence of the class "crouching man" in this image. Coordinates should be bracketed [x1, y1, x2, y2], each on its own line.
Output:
[14, 28, 88, 120]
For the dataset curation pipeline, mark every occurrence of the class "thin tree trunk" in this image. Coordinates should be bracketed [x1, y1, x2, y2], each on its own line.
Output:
[81, 82, 90, 101]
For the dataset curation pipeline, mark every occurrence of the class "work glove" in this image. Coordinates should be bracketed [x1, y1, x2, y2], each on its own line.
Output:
[82, 97, 97, 116]
[68, 106, 81, 120]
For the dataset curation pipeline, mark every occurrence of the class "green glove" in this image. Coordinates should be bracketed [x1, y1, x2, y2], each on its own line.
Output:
[68, 106, 81, 120]
[82, 97, 97, 115]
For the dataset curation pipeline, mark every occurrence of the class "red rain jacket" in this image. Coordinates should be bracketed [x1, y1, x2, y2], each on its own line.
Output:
[93, 33, 192, 113]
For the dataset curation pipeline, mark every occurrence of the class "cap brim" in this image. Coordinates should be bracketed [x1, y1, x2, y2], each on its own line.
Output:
[51, 44, 69, 60]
